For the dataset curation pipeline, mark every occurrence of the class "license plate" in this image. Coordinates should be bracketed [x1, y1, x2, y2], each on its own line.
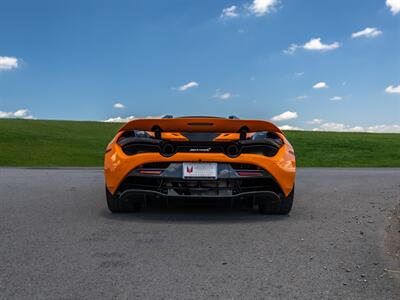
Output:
[183, 163, 217, 179]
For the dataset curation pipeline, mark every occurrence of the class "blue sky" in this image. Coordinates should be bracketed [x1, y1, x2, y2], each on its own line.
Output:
[0, 0, 399, 132]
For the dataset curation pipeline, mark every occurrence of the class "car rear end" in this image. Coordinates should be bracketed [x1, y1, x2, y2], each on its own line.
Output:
[104, 117, 296, 214]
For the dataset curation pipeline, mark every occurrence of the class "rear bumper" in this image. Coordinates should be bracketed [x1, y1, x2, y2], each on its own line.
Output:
[105, 149, 296, 197]
[118, 189, 281, 208]
[120, 189, 280, 202]
[112, 163, 285, 205]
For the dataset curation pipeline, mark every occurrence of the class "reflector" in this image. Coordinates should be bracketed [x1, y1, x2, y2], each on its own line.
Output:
[139, 170, 162, 175]
[237, 171, 263, 177]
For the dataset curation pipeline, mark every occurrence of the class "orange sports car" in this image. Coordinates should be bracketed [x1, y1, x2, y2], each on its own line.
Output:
[104, 116, 296, 214]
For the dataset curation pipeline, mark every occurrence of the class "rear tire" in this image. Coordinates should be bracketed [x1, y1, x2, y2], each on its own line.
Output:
[258, 200, 278, 214]
[259, 187, 294, 215]
[106, 187, 141, 213]
[277, 188, 294, 215]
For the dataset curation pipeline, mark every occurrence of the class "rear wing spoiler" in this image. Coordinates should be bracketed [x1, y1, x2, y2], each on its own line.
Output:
[118, 118, 282, 135]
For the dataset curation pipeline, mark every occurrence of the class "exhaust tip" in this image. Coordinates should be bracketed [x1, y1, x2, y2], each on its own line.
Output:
[161, 143, 175, 157]
[226, 144, 240, 157]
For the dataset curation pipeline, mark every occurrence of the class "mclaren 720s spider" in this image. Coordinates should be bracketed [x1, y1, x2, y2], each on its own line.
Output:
[104, 116, 296, 214]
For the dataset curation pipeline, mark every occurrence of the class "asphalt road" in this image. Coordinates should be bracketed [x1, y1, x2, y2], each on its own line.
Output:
[0, 168, 399, 299]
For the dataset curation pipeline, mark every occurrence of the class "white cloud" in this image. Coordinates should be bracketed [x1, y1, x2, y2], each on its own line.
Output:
[348, 126, 365, 132]
[178, 81, 199, 91]
[310, 121, 400, 133]
[313, 82, 328, 89]
[283, 44, 299, 55]
[0, 109, 33, 119]
[221, 6, 239, 18]
[104, 115, 160, 123]
[296, 95, 308, 100]
[307, 118, 324, 125]
[294, 72, 304, 77]
[0, 56, 19, 70]
[279, 125, 303, 131]
[367, 124, 400, 133]
[386, 0, 400, 15]
[13, 109, 29, 117]
[303, 38, 340, 51]
[213, 89, 238, 100]
[284, 38, 340, 54]
[217, 92, 232, 100]
[113, 103, 125, 109]
[313, 123, 338, 131]
[271, 111, 298, 122]
[0, 111, 12, 118]
[220, 93, 232, 100]
[352, 27, 382, 38]
[313, 123, 364, 132]
[330, 96, 343, 101]
[104, 116, 136, 123]
[385, 84, 400, 94]
[247, 0, 278, 16]
[222, 1, 280, 19]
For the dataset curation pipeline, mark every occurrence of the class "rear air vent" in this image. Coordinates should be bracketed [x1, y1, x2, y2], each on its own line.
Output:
[141, 162, 171, 169]
[230, 163, 261, 170]
[120, 139, 281, 158]
[187, 122, 214, 126]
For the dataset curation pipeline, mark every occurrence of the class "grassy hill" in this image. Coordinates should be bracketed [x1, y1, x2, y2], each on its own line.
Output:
[0, 119, 399, 167]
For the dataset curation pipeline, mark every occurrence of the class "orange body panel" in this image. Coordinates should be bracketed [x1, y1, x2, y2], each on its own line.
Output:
[104, 131, 296, 197]
[118, 118, 283, 134]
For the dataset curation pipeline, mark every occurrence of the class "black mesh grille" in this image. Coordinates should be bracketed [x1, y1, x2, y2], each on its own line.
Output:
[230, 163, 261, 170]
[118, 176, 282, 196]
[181, 132, 221, 141]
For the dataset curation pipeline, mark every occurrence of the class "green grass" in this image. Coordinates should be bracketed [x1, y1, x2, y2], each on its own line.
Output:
[285, 131, 400, 167]
[0, 119, 399, 167]
[0, 119, 120, 167]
